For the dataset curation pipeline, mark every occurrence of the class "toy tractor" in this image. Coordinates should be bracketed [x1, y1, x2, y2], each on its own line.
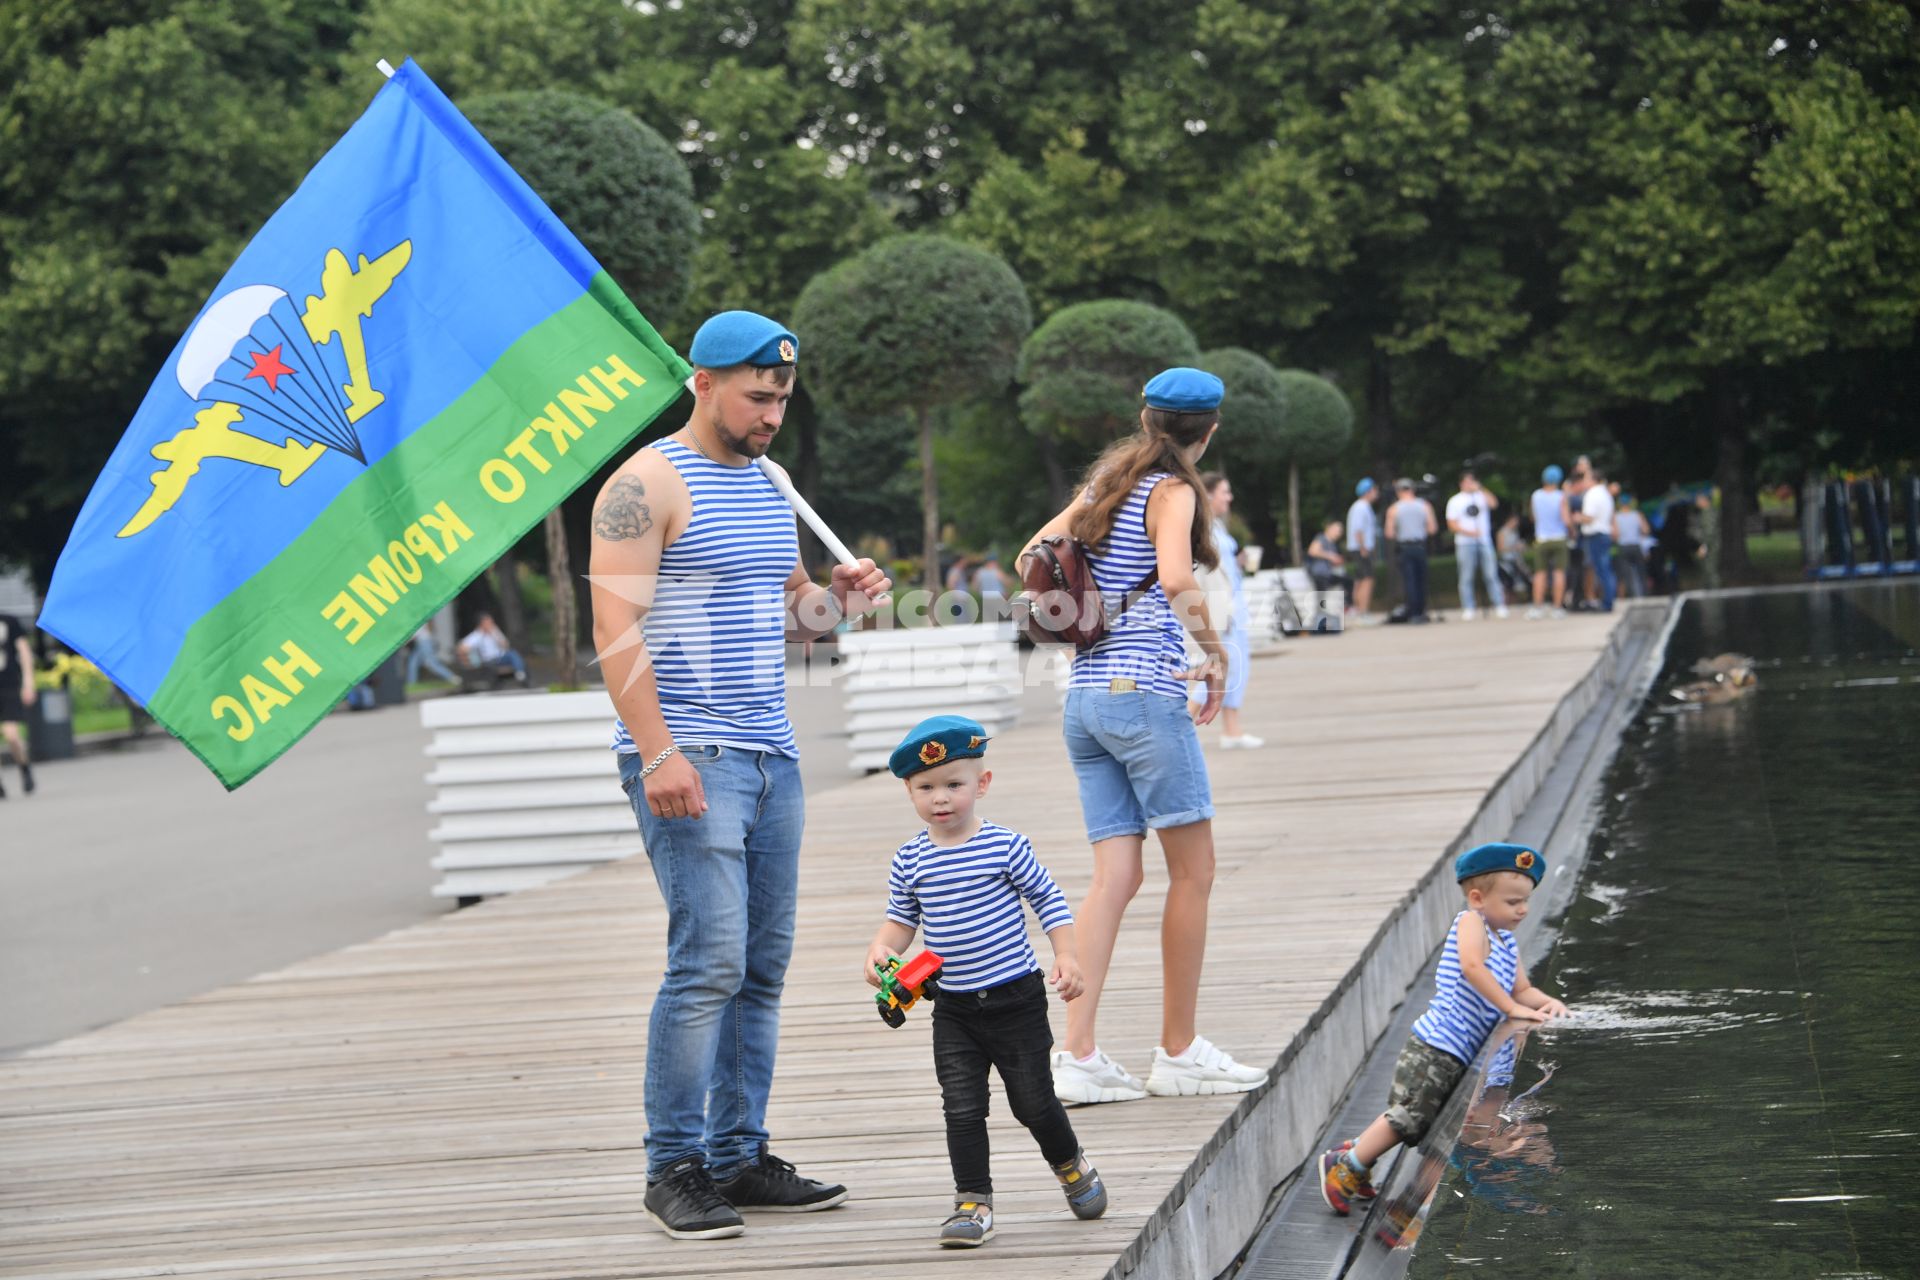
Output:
[874, 950, 944, 1027]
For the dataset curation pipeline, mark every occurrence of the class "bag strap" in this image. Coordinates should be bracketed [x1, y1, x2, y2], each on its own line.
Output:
[1111, 565, 1161, 621]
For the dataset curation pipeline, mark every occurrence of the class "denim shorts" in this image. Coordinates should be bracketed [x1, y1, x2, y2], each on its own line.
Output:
[1063, 687, 1214, 842]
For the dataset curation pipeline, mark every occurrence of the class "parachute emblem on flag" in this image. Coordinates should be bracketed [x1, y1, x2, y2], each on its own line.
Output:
[118, 242, 412, 538]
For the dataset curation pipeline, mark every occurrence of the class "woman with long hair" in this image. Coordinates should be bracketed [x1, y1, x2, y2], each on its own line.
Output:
[1021, 368, 1269, 1105]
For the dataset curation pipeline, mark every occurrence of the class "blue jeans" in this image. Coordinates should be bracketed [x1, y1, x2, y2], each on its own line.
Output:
[1396, 542, 1429, 617]
[1582, 533, 1617, 611]
[618, 745, 803, 1179]
[406, 635, 458, 684]
[1455, 540, 1504, 611]
[1063, 688, 1213, 842]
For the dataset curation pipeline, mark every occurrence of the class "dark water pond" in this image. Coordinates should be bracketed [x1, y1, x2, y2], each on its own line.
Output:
[1409, 583, 1920, 1280]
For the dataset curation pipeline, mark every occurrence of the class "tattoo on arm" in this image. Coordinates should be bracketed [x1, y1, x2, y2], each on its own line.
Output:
[593, 476, 653, 541]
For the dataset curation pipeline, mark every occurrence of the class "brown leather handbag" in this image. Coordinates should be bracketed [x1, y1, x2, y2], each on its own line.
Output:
[1015, 536, 1159, 650]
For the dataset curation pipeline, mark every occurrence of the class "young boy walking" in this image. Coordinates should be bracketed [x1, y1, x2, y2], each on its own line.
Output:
[866, 714, 1109, 1248]
[1317, 842, 1569, 1213]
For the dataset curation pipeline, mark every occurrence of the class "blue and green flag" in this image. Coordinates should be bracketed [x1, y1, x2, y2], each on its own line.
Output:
[39, 61, 691, 788]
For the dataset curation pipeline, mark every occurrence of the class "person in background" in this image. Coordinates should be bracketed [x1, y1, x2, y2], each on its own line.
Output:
[406, 623, 460, 685]
[1612, 496, 1651, 599]
[0, 612, 36, 797]
[1196, 473, 1260, 750]
[1386, 479, 1438, 623]
[1577, 469, 1618, 612]
[1445, 470, 1507, 620]
[1344, 479, 1380, 617]
[457, 612, 528, 685]
[1495, 512, 1528, 600]
[971, 553, 1013, 603]
[1527, 466, 1570, 619]
[1307, 519, 1354, 602]
[1562, 468, 1591, 609]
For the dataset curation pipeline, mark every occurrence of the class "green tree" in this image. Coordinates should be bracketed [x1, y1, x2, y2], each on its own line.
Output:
[1536, 2, 1920, 580]
[1197, 348, 1288, 553]
[466, 90, 698, 684]
[793, 234, 1031, 592]
[1247, 371, 1353, 564]
[1017, 300, 1201, 506]
[0, 1, 361, 588]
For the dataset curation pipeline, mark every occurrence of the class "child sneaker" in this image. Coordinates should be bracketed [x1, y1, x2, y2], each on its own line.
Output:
[1144, 1035, 1268, 1096]
[1317, 1148, 1374, 1216]
[939, 1197, 994, 1248]
[1052, 1150, 1108, 1219]
[1052, 1048, 1148, 1104]
[1335, 1140, 1377, 1199]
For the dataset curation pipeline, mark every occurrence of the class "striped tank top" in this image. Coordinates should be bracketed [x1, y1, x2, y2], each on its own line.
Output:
[1069, 471, 1188, 699]
[884, 821, 1073, 993]
[1411, 910, 1521, 1063]
[610, 440, 799, 758]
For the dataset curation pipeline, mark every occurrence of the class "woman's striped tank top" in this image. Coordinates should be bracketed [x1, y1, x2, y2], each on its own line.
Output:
[611, 440, 799, 758]
[1410, 910, 1521, 1063]
[1069, 470, 1188, 699]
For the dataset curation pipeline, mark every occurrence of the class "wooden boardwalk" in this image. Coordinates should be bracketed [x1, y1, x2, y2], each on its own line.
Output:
[0, 612, 1625, 1280]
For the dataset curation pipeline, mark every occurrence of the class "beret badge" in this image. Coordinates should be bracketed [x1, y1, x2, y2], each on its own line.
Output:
[779, 338, 796, 363]
[919, 741, 948, 766]
[1514, 850, 1536, 871]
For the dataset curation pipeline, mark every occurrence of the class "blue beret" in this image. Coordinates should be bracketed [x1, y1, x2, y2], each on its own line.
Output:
[1355, 478, 1375, 497]
[889, 714, 991, 779]
[1456, 842, 1544, 885]
[1542, 465, 1564, 485]
[689, 310, 798, 369]
[1143, 367, 1224, 413]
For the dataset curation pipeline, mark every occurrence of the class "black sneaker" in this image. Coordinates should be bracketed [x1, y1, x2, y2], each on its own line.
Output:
[19, 764, 33, 794]
[714, 1149, 848, 1212]
[644, 1155, 746, 1240]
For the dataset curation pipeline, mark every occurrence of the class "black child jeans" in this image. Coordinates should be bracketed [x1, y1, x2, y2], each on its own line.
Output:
[931, 970, 1081, 1196]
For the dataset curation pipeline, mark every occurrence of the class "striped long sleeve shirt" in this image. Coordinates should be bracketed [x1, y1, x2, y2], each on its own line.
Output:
[885, 821, 1073, 993]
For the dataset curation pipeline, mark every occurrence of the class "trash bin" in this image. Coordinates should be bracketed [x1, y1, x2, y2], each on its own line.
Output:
[370, 651, 408, 707]
[28, 687, 75, 761]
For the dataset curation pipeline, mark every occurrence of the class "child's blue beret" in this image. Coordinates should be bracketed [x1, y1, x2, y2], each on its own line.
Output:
[689, 310, 798, 369]
[1356, 478, 1375, 497]
[1143, 367, 1224, 413]
[1455, 841, 1544, 884]
[889, 714, 991, 778]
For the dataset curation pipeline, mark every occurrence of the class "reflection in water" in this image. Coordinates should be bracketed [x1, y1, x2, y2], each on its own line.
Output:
[1409, 585, 1920, 1280]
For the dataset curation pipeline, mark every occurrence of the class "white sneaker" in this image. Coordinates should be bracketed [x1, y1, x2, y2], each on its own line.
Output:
[1221, 734, 1266, 750]
[1052, 1049, 1148, 1104]
[1525, 606, 1543, 620]
[1144, 1035, 1269, 1097]
[1551, 607, 1567, 618]
[1495, 606, 1510, 619]
[1460, 608, 1477, 621]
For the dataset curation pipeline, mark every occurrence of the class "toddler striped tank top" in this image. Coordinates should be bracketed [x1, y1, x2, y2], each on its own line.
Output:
[1410, 910, 1521, 1063]
[611, 440, 799, 758]
[1069, 470, 1188, 699]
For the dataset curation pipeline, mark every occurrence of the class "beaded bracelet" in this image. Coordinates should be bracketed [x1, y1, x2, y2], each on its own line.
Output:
[638, 744, 680, 779]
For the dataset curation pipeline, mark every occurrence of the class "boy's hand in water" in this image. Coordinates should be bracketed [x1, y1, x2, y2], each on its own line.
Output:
[1535, 996, 1570, 1019]
[1508, 1006, 1551, 1023]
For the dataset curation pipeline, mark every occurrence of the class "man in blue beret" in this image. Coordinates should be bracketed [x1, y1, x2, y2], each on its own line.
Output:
[1316, 840, 1569, 1215]
[588, 311, 891, 1240]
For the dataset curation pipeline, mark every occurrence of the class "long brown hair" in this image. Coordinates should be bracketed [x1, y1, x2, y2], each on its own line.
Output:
[1069, 407, 1219, 568]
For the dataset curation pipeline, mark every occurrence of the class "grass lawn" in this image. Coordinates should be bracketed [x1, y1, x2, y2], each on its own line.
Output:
[73, 706, 133, 736]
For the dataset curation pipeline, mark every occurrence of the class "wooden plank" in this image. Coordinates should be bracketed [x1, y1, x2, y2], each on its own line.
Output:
[0, 613, 1624, 1280]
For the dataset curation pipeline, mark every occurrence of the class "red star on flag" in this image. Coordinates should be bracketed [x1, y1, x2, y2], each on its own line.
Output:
[245, 344, 296, 393]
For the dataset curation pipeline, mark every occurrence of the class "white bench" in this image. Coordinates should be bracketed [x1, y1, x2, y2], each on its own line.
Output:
[837, 621, 1022, 772]
[420, 690, 636, 902]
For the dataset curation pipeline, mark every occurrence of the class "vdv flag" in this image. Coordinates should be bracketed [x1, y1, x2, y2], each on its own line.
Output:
[39, 61, 692, 788]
